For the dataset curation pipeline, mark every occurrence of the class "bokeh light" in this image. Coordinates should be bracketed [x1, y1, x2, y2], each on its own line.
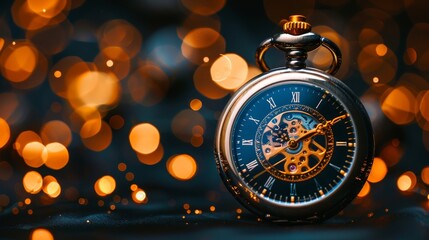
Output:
[44, 142, 69, 170]
[131, 188, 148, 204]
[0, 118, 11, 148]
[136, 144, 164, 166]
[189, 99, 202, 111]
[357, 181, 371, 198]
[48, 56, 84, 98]
[94, 175, 116, 197]
[27, 0, 69, 18]
[419, 91, 429, 123]
[98, 19, 142, 58]
[129, 123, 160, 155]
[0, 40, 43, 85]
[0, 0, 428, 231]
[40, 120, 72, 147]
[381, 86, 418, 125]
[310, 25, 350, 78]
[22, 142, 47, 168]
[358, 44, 397, 85]
[30, 228, 54, 240]
[421, 167, 429, 185]
[80, 117, 102, 139]
[81, 121, 112, 152]
[367, 157, 388, 183]
[12, 0, 69, 31]
[0, 92, 21, 124]
[193, 63, 230, 99]
[406, 23, 429, 71]
[167, 154, 197, 181]
[210, 53, 248, 90]
[14, 131, 42, 156]
[23, 171, 43, 194]
[181, 28, 225, 65]
[43, 175, 61, 198]
[397, 171, 417, 192]
[181, 0, 226, 16]
[67, 70, 120, 110]
[94, 46, 130, 80]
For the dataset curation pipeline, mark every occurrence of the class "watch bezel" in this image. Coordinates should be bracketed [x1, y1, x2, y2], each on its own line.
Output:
[214, 67, 374, 222]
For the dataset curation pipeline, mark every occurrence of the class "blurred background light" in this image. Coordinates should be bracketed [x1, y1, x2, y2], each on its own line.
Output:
[167, 154, 197, 181]
[129, 123, 160, 154]
[210, 53, 248, 90]
[23, 171, 43, 194]
[94, 175, 116, 197]
[30, 228, 54, 240]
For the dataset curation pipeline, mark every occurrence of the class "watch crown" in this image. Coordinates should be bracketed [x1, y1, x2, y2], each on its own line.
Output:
[283, 15, 311, 35]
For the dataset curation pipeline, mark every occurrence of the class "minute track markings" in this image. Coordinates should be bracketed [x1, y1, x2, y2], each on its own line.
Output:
[230, 83, 359, 207]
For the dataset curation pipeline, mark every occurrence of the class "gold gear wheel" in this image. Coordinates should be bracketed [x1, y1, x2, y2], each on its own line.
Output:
[283, 15, 312, 35]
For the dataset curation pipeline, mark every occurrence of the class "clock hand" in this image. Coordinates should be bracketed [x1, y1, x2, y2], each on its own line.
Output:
[291, 114, 348, 144]
[253, 156, 287, 179]
[266, 114, 348, 159]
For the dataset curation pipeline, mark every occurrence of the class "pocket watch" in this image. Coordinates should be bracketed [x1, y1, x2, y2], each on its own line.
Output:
[214, 15, 374, 223]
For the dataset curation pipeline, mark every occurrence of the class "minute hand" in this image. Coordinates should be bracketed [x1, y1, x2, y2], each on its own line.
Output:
[266, 114, 348, 160]
[288, 114, 348, 148]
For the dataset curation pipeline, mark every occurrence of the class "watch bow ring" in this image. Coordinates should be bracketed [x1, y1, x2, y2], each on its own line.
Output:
[214, 15, 374, 223]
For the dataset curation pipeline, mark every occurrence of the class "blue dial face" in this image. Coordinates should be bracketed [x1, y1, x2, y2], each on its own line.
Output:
[231, 81, 356, 205]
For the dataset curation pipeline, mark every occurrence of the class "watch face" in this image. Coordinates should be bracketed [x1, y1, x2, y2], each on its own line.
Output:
[231, 81, 353, 205]
[215, 69, 373, 221]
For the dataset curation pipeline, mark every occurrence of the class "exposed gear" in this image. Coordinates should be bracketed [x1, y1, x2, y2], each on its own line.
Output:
[257, 105, 335, 182]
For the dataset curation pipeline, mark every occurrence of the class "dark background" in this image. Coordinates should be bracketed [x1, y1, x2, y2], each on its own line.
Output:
[0, 0, 429, 239]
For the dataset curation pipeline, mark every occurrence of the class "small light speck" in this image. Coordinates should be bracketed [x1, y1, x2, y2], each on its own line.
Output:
[106, 60, 114, 67]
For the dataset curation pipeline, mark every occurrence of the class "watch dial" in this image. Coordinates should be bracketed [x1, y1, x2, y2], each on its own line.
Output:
[231, 81, 356, 205]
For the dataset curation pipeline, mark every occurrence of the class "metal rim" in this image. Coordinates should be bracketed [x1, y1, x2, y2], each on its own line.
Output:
[214, 68, 373, 222]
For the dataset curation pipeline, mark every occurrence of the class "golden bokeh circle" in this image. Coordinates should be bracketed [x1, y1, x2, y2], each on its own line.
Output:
[167, 154, 197, 181]
[129, 123, 160, 155]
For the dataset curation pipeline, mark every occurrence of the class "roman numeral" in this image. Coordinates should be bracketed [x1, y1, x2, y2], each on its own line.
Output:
[336, 141, 347, 147]
[263, 176, 276, 190]
[266, 97, 276, 109]
[248, 116, 260, 125]
[291, 92, 300, 103]
[242, 139, 253, 146]
[246, 160, 258, 172]
[290, 183, 296, 196]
